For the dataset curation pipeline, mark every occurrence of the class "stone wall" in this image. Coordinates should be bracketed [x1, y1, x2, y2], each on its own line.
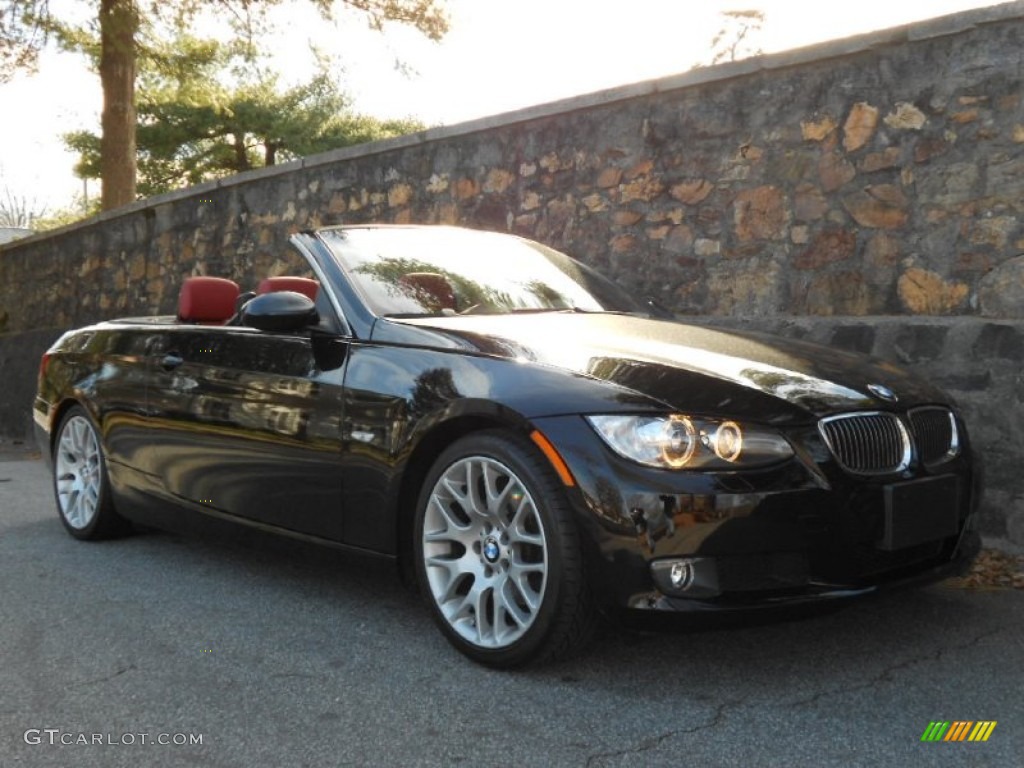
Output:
[1, 3, 1022, 543]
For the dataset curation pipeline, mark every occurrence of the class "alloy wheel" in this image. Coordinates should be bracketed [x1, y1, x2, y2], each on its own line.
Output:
[55, 414, 104, 530]
[421, 455, 549, 649]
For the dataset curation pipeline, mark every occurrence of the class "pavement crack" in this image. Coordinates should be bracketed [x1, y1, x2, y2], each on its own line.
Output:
[74, 663, 137, 687]
[584, 700, 737, 767]
[270, 672, 317, 680]
[787, 626, 1007, 708]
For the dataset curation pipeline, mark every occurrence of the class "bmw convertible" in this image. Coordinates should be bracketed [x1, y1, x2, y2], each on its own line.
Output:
[34, 225, 980, 666]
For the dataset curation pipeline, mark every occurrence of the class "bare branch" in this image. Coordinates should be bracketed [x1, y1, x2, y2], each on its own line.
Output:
[0, 0, 53, 80]
[0, 184, 47, 228]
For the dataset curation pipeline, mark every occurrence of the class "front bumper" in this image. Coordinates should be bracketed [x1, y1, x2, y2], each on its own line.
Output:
[531, 414, 981, 615]
[634, 528, 980, 613]
[32, 396, 54, 468]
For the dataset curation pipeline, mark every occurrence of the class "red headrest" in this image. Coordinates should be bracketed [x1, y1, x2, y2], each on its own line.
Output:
[257, 276, 319, 301]
[178, 276, 240, 323]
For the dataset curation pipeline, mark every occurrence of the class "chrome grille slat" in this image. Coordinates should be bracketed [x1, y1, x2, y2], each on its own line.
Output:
[908, 406, 960, 467]
[818, 412, 911, 475]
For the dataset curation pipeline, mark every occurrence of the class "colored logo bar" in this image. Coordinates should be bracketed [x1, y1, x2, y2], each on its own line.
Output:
[921, 721, 997, 742]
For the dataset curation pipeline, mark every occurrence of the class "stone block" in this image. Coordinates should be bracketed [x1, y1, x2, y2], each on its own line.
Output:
[933, 371, 992, 392]
[971, 323, 1024, 360]
[842, 185, 909, 229]
[830, 324, 877, 354]
[843, 102, 879, 152]
[818, 152, 857, 192]
[884, 102, 927, 130]
[1007, 505, 1024, 548]
[669, 179, 713, 205]
[978, 256, 1024, 318]
[733, 186, 788, 241]
[897, 268, 969, 313]
[892, 323, 950, 362]
[793, 227, 856, 269]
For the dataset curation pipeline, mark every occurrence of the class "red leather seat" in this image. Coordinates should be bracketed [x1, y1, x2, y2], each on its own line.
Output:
[257, 276, 319, 301]
[178, 276, 240, 324]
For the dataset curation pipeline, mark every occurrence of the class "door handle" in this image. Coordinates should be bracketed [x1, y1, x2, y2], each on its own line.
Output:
[161, 353, 184, 370]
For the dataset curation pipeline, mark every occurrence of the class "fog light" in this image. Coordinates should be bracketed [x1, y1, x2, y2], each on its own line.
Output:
[651, 557, 721, 598]
[669, 560, 694, 590]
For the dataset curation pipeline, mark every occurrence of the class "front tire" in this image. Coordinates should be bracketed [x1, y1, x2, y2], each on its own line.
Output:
[52, 406, 129, 540]
[414, 430, 595, 667]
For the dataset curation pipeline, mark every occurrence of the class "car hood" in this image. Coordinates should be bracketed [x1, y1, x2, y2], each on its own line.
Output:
[379, 313, 949, 421]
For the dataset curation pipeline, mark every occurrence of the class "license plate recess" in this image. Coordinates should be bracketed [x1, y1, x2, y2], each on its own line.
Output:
[881, 476, 960, 551]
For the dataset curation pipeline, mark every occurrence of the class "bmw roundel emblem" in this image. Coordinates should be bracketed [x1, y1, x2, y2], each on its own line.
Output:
[483, 537, 500, 563]
[867, 383, 898, 403]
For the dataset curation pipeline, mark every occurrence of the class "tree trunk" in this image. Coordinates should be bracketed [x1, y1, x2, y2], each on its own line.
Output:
[233, 135, 251, 172]
[99, 0, 139, 210]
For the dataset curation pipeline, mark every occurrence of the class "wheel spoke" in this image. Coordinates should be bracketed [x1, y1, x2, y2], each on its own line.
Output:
[474, 584, 495, 644]
[72, 419, 87, 456]
[482, 462, 514, 516]
[466, 461, 490, 520]
[423, 529, 452, 544]
[65, 491, 80, 527]
[508, 562, 544, 612]
[427, 558, 472, 603]
[498, 579, 531, 627]
[440, 581, 479, 627]
[424, 495, 469, 539]
[441, 475, 470, 513]
[83, 481, 99, 509]
[67, 419, 80, 454]
[509, 499, 544, 547]
[510, 529, 544, 548]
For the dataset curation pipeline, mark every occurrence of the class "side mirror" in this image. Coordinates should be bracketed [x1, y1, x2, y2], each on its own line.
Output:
[241, 291, 318, 333]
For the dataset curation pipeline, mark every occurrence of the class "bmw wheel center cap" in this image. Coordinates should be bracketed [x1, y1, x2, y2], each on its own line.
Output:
[483, 537, 500, 563]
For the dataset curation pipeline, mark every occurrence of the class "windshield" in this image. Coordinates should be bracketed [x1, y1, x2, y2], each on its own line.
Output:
[316, 226, 650, 318]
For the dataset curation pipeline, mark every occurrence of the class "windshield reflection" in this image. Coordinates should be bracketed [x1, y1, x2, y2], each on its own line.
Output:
[317, 226, 649, 318]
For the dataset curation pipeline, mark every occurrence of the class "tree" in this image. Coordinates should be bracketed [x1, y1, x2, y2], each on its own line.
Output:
[64, 33, 426, 197]
[0, 0, 449, 209]
[0, 185, 46, 227]
[99, 0, 138, 210]
[31, 196, 100, 230]
[694, 9, 765, 69]
[0, 0, 49, 71]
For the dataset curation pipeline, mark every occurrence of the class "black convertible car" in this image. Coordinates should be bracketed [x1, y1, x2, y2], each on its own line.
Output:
[35, 225, 980, 666]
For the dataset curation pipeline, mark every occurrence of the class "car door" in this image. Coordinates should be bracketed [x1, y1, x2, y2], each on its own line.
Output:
[144, 323, 349, 540]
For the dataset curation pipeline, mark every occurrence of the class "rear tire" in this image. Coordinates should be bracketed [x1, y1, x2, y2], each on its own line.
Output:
[414, 430, 595, 667]
[52, 406, 130, 540]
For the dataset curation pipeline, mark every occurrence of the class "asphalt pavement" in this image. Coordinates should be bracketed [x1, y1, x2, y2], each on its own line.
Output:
[1, 455, 1021, 767]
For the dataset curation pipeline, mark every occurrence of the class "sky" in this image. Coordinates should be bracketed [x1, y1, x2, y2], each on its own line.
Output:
[0, 0, 1007, 216]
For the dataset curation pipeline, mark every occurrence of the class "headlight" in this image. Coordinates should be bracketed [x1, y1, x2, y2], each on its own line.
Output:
[585, 414, 794, 470]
